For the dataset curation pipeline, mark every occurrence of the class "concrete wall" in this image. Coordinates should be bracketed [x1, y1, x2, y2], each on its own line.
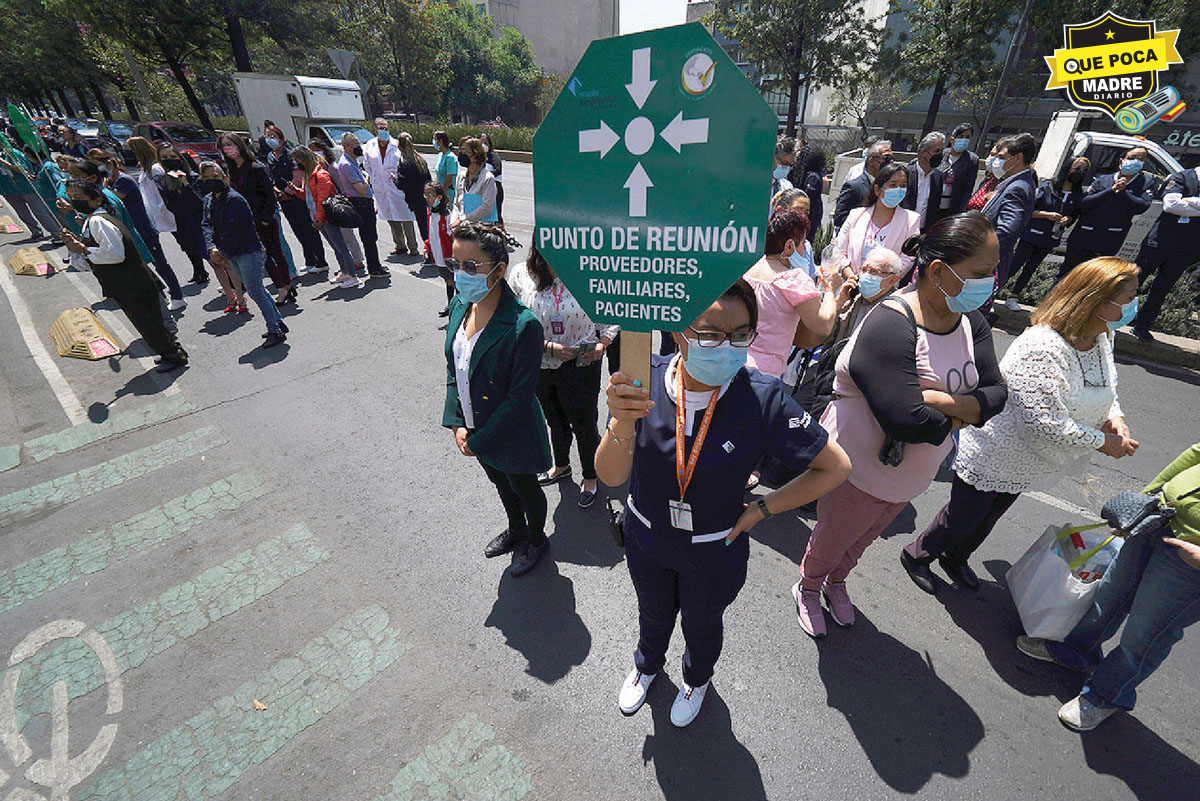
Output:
[476, 0, 619, 78]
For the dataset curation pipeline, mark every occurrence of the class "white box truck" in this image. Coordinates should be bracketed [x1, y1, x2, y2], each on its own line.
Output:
[232, 73, 372, 154]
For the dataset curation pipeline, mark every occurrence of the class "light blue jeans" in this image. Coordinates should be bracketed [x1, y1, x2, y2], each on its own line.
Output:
[1048, 528, 1200, 709]
[229, 250, 284, 334]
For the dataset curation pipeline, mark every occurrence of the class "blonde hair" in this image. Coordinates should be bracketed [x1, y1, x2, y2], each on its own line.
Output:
[1031, 256, 1138, 342]
[127, 136, 157, 173]
[291, 145, 316, 173]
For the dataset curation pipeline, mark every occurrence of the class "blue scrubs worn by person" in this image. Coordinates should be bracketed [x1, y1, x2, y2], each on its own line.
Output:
[1058, 147, 1153, 279]
[443, 222, 553, 578]
[596, 280, 851, 728]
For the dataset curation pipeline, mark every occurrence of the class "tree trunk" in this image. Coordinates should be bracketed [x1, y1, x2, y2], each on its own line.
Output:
[921, 72, 947, 137]
[123, 94, 141, 120]
[784, 68, 801, 137]
[56, 89, 74, 116]
[224, 11, 253, 72]
[90, 81, 114, 120]
[163, 51, 215, 130]
[73, 87, 90, 116]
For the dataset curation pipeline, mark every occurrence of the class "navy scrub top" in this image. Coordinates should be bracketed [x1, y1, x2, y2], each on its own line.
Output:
[628, 355, 829, 536]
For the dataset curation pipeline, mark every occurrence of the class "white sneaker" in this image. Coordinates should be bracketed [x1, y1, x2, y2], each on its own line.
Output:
[618, 668, 656, 715]
[1058, 694, 1119, 731]
[167, 298, 187, 311]
[337, 273, 362, 289]
[1004, 297, 1021, 312]
[670, 681, 708, 727]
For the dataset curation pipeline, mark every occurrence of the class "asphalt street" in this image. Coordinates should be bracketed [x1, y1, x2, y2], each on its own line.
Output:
[1, 157, 1198, 801]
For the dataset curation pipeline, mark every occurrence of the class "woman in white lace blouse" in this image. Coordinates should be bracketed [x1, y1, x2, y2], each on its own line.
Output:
[902, 256, 1141, 594]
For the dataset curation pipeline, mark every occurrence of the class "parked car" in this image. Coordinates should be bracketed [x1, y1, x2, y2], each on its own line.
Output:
[98, 120, 138, 165]
[132, 121, 218, 166]
[65, 117, 103, 148]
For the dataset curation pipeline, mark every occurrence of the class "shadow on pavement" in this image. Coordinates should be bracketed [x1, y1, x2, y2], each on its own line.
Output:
[238, 343, 291, 368]
[747, 512, 813, 566]
[640, 679, 766, 801]
[547, 491, 624, 568]
[200, 311, 252, 336]
[879, 502, 918, 540]
[484, 559, 591, 684]
[1080, 707, 1200, 799]
[816, 612, 984, 793]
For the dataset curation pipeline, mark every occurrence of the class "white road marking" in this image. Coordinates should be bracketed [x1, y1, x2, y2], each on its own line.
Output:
[1026, 491, 1099, 521]
[0, 258, 87, 425]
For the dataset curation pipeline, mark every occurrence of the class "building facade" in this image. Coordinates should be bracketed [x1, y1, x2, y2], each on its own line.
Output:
[472, 0, 619, 78]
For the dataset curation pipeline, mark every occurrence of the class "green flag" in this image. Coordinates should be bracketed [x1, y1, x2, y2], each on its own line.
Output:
[7, 103, 48, 156]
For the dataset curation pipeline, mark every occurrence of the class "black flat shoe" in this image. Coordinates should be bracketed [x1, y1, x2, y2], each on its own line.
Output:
[262, 320, 290, 338]
[537, 467, 572, 486]
[262, 331, 287, 348]
[438, 306, 451, 318]
[578, 488, 597, 509]
[939, 557, 980, 590]
[155, 358, 187, 373]
[484, 528, 521, 559]
[510, 540, 547, 577]
[901, 551, 937, 595]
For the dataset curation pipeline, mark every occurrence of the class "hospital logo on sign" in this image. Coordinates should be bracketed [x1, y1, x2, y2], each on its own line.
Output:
[681, 51, 716, 96]
[1044, 11, 1184, 131]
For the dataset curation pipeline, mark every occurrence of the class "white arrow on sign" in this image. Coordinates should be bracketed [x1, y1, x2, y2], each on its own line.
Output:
[624, 162, 654, 217]
[578, 121, 620, 158]
[625, 47, 656, 110]
[660, 111, 709, 153]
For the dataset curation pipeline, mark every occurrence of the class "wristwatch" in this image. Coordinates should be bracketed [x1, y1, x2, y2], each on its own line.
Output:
[756, 497, 773, 519]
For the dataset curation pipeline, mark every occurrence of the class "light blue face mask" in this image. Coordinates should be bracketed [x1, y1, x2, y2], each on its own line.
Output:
[1107, 297, 1138, 331]
[856, 272, 886, 300]
[683, 341, 747, 386]
[264, 137, 280, 150]
[939, 262, 994, 313]
[432, 138, 439, 149]
[773, 165, 790, 180]
[881, 186, 906, 208]
[787, 242, 809, 272]
[1120, 159, 1143, 176]
[453, 266, 497, 304]
[377, 129, 390, 142]
[952, 138, 969, 153]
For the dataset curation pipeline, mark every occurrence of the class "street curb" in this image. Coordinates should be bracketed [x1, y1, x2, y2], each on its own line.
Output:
[994, 304, 1200, 373]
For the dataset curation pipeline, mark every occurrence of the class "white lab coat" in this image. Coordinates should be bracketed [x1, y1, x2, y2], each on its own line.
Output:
[139, 165, 177, 234]
[361, 137, 415, 222]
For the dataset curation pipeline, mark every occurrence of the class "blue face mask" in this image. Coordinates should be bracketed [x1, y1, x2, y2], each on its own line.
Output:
[1120, 159, 1143, 176]
[1106, 297, 1137, 331]
[857, 272, 886, 301]
[773, 165, 790, 180]
[264, 138, 280, 150]
[881, 186, 906, 208]
[787, 243, 808, 272]
[952, 138, 969, 153]
[377, 129, 390, 142]
[432, 138, 439, 149]
[453, 267, 497, 304]
[939, 262, 994, 313]
[683, 341, 747, 387]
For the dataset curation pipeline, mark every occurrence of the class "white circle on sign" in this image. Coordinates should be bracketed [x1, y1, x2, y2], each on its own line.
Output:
[682, 53, 716, 95]
[625, 117, 655, 156]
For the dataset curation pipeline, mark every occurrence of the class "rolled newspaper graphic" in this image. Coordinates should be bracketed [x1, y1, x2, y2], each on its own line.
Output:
[1116, 86, 1182, 134]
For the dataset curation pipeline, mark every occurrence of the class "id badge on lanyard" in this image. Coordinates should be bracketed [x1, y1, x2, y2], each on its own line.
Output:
[550, 283, 565, 336]
[673, 366, 719, 532]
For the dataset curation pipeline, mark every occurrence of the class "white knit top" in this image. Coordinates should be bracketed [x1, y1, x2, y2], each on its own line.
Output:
[955, 324, 1122, 494]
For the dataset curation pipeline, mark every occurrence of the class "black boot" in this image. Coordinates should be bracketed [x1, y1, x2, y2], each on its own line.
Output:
[900, 551, 937, 595]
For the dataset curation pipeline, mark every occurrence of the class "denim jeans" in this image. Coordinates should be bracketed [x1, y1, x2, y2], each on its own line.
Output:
[1048, 530, 1200, 710]
[320, 224, 355, 273]
[229, 250, 284, 334]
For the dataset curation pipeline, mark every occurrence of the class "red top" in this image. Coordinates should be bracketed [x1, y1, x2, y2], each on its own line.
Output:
[967, 177, 997, 212]
[306, 165, 337, 223]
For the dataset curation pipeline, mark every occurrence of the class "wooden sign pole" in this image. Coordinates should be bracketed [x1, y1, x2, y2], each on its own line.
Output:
[620, 330, 654, 389]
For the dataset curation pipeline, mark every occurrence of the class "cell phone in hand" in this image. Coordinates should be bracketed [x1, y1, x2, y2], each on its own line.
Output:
[575, 341, 597, 366]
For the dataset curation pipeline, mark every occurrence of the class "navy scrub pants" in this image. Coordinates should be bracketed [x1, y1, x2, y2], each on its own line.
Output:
[624, 509, 749, 688]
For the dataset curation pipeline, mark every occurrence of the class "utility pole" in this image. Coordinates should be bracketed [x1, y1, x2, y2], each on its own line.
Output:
[978, 0, 1035, 151]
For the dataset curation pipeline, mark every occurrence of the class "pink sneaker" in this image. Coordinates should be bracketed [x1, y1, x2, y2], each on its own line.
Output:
[823, 580, 855, 627]
[792, 581, 826, 638]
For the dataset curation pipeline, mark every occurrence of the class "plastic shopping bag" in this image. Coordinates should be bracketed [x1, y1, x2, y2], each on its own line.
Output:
[1006, 522, 1124, 641]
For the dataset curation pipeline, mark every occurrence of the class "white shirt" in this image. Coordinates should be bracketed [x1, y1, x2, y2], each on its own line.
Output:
[84, 213, 126, 264]
[846, 162, 866, 182]
[1161, 167, 1200, 217]
[139, 165, 177, 234]
[664, 354, 733, 436]
[507, 263, 619, 369]
[915, 163, 934, 221]
[453, 324, 483, 429]
[361, 137, 415, 222]
[451, 165, 497, 226]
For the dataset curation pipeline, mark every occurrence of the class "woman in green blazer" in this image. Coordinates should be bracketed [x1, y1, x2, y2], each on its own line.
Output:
[443, 221, 553, 576]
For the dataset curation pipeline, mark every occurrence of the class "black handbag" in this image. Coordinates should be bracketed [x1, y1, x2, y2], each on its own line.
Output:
[321, 193, 361, 227]
[1101, 490, 1177, 537]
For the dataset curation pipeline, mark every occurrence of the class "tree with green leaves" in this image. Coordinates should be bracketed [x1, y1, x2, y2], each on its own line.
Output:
[709, 0, 882, 136]
[831, 68, 909, 139]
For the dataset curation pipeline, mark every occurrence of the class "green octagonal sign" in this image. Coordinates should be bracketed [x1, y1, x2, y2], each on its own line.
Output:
[534, 23, 777, 333]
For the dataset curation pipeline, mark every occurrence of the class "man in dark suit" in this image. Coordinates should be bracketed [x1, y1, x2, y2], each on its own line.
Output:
[1131, 165, 1200, 341]
[903, 132, 946, 230]
[937, 123, 979, 219]
[980, 133, 1038, 313]
[833, 139, 892, 229]
[1059, 145, 1154, 279]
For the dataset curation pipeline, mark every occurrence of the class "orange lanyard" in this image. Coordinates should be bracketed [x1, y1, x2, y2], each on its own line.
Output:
[675, 364, 720, 502]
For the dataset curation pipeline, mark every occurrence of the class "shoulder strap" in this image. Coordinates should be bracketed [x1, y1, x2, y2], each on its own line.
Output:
[92, 211, 150, 269]
[885, 293, 918, 335]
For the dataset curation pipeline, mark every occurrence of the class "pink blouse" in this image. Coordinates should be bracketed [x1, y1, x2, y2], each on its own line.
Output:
[744, 269, 820, 377]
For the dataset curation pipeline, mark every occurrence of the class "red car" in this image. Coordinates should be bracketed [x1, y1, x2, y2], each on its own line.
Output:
[133, 121, 218, 165]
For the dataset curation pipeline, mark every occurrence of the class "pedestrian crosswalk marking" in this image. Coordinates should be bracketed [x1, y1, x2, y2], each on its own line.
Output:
[21, 396, 194, 464]
[0, 426, 225, 528]
[369, 715, 532, 801]
[0, 445, 17, 473]
[0, 471, 268, 617]
[76, 606, 409, 801]
[6, 524, 328, 728]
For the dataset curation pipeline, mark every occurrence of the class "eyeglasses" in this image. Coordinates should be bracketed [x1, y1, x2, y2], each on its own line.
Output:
[686, 326, 758, 348]
[445, 258, 496, 276]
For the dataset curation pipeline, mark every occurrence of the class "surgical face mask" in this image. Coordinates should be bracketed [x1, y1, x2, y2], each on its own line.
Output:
[952, 137, 969, 153]
[70, 198, 94, 214]
[198, 178, 226, 195]
[221, 145, 240, 159]
[880, 186, 906, 208]
[787, 243, 808, 271]
[928, 152, 944, 170]
[1120, 159, 1143, 176]
[453, 266, 497, 304]
[990, 156, 1008, 179]
[432, 138, 438, 148]
[938, 262, 994, 313]
[1106, 297, 1138, 331]
[376, 129, 390, 142]
[264, 137, 280, 150]
[682, 341, 747, 386]
[857, 272, 887, 301]
[773, 164, 790, 180]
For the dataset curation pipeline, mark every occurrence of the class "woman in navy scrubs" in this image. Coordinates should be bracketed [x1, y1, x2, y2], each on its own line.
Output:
[596, 280, 851, 727]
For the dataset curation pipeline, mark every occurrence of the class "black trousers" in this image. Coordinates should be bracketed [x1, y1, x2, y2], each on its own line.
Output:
[1059, 233, 1114, 280]
[478, 459, 547, 546]
[1134, 243, 1194, 332]
[115, 291, 187, 361]
[904, 474, 1019, 565]
[536, 362, 602, 480]
[1008, 240, 1054, 297]
[348, 196, 382, 271]
[495, 182, 505, 224]
[279, 197, 327, 267]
